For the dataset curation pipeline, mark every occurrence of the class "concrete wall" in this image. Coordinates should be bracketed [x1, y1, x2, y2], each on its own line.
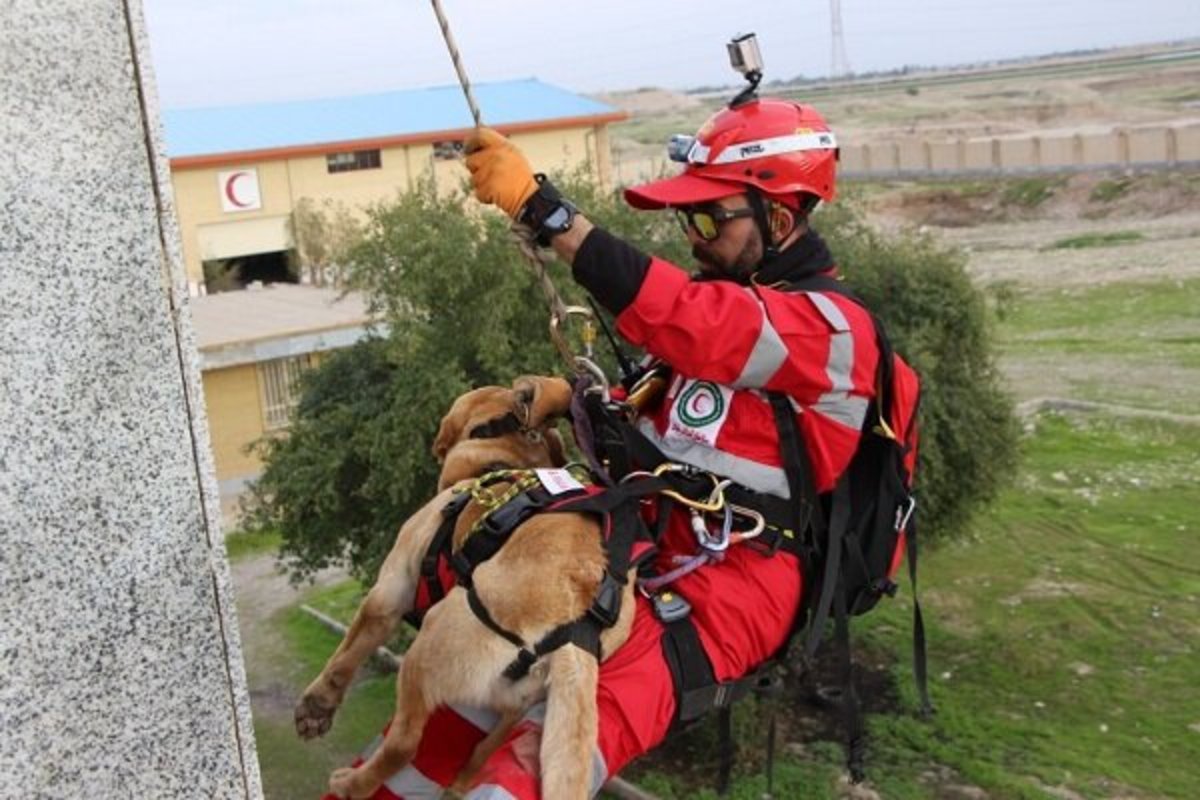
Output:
[610, 123, 1200, 187]
[838, 124, 1200, 180]
[0, 0, 261, 796]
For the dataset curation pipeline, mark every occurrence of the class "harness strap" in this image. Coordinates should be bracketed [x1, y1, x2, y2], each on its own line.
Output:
[907, 516, 934, 717]
[835, 578, 868, 784]
[453, 485, 564, 585]
[406, 492, 473, 627]
[467, 412, 523, 440]
[502, 618, 603, 682]
[717, 706, 734, 796]
[465, 566, 609, 683]
[660, 615, 756, 727]
[456, 477, 672, 683]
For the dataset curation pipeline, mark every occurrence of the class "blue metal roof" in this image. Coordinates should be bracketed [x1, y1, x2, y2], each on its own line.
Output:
[162, 78, 618, 158]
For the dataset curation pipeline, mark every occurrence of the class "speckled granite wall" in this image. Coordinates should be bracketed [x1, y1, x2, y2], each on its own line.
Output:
[0, 1, 262, 796]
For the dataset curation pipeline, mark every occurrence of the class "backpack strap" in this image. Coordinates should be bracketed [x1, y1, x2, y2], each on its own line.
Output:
[767, 272, 933, 780]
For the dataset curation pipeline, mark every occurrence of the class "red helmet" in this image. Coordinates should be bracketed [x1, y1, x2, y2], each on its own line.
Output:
[625, 99, 838, 210]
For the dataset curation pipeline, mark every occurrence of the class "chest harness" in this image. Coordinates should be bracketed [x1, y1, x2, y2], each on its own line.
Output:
[405, 464, 713, 682]
[576, 275, 932, 790]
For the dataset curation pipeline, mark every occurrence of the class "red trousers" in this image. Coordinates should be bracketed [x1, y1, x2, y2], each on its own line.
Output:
[325, 511, 803, 799]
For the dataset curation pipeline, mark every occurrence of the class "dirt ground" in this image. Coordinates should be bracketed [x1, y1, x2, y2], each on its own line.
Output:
[603, 43, 1200, 177]
[233, 554, 348, 721]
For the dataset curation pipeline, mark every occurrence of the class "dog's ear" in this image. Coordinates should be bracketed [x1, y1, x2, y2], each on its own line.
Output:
[544, 428, 567, 468]
[511, 376, 573, 429]
[432, 402, 464, 463]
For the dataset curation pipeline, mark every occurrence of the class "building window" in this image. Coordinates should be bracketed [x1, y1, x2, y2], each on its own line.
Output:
[432, 140, 464, 161]
[258, 354, 313, 430]
[326, 149, 382, 173]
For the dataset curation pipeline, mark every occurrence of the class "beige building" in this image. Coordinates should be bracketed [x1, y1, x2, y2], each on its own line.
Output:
[191, 284, 374, 518]
[164, 79, 624, 517]
[164, 78, 625, 295]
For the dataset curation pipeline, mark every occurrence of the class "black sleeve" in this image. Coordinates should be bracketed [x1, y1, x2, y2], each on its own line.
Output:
[571, 226, 652, 316]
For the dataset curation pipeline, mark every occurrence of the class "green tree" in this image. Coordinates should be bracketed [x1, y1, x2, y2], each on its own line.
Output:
[245, 176, 1015, 582]
[291, 197, 362, 287]
[817, 200, 1019, 544]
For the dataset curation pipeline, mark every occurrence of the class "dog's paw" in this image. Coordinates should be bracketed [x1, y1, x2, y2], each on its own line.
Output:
[329, 767, 376, 799]
[327, 767, 356, 798]
[294, 692, 337, 739]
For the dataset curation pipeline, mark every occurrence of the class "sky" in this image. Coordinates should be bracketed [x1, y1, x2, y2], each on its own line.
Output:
[142, 0, 1200, 109]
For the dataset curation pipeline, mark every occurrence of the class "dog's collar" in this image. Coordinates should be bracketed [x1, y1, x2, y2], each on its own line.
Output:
[468, 412, 523, 440]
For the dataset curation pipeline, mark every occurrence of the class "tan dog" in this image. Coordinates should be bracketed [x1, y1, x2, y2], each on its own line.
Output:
[294, 376, 638, 800]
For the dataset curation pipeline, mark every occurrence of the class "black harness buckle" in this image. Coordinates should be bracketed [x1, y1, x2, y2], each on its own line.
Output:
[479, 490, 544, 539]
[588, 571, 624, 629]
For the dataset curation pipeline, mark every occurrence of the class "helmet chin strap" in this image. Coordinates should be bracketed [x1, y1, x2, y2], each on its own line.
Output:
[745, 188, 779, 262]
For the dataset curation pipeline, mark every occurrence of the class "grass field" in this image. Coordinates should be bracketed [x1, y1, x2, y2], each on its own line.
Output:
[252, 405, 1200, 799]
[623, 411, 1200, 799]
[245, 587, 396, 800]
[993, 278, 1200, 414]
[236, 203, 1200, 798]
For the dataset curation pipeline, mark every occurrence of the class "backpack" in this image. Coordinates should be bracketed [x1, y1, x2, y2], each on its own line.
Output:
[768, 273, 932, 783]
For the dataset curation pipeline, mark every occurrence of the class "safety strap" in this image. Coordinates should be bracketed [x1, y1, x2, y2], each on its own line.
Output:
[834, 579, 867, 784]
[907, 516, 934, 716]
[451, 485, 562, 586]
[462, 476, 672, 681]
[802, 477, 851, 660]
[405, 491, 472, 627]
[467, 412, 523, 440]
[660, 615, 755, 726]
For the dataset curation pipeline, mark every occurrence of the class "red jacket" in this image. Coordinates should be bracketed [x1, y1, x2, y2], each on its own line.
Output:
[574, 229, 879, 496]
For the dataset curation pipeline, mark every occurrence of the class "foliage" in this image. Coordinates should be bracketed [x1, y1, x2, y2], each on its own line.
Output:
[291, 197, 362, 287]
[1088, 177, 1133, 203]
[223, 528, 282, 561]
[247, 174, 1016, 581]
[202, 258, 244, 293]
[1000, 177, 1059, 208]
[816, 201, 1019, 543]
[244, 174, 687, 582]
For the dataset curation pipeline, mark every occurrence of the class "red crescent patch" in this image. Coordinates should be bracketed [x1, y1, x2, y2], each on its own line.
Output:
[224, 172, 250, 208]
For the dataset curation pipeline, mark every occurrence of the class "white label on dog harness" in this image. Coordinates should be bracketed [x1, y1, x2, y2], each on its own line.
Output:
[535, 468, 585, 495]
[665, 379, 733, 448]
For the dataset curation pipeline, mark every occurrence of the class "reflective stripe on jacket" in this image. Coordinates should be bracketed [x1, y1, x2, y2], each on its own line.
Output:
[615, 256, 879, 496]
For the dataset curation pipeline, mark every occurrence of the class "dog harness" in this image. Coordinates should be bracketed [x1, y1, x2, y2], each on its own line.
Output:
[405, 466, 679, 681]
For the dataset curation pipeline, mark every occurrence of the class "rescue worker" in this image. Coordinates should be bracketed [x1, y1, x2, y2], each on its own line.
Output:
[336, 99, 881, 799]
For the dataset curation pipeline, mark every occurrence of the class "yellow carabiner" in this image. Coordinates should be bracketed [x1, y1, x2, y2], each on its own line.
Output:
[652, 463, 727, 513]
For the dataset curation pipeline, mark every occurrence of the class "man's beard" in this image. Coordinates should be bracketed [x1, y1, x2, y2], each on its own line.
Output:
[692, 237, 760, 282]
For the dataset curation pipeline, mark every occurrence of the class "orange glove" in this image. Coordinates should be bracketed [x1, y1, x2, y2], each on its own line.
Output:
[464, 127, 539, 219]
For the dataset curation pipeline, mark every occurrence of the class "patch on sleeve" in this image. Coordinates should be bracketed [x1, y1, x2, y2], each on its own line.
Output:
[665, 379, 733, 448]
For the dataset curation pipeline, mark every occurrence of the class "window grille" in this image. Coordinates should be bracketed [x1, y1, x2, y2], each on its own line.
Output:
[258, 355, 312, 431]
[326, 149, 382, 173]
[432, 140, 464, 161]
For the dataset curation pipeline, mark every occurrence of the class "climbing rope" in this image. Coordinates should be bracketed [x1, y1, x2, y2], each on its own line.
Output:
[428, 0, 595, 370]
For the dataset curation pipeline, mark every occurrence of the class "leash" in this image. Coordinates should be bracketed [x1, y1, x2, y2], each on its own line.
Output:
[427, 0, 596, 371]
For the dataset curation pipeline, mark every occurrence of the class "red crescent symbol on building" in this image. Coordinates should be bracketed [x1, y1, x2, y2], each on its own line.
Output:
[224, 172, 252, 208]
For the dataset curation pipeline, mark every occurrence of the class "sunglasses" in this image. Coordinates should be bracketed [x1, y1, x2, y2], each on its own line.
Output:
[673, 205, 755, 241]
